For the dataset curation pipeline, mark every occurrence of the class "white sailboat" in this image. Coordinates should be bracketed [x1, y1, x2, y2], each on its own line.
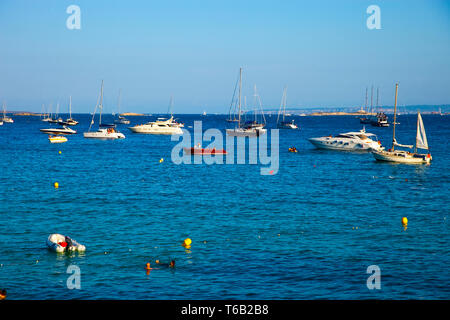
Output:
[277, 87, 298, 129]
[226, 68, 267, 137]
[41, 104, 52, 122]
[59, 96, 79, 126]
[1, 102, 13, 123]
[49, 102, 62, 123]
[84, 80, 125, 140]
[372, 83, 432, 164]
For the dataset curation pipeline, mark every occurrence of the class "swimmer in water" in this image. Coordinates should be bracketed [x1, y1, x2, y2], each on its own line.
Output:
[155, 260, 175, 268]
[0, 289, 6, 300]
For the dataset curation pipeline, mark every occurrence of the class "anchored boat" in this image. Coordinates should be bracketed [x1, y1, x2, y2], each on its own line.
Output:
[309, 127, 383, 152]
[84, 81, 125, 139]
[128, 115, 183, 134]
[277, 87, 298, 129]
[226, 68, 267, 137]
[372, 83, 432, 164]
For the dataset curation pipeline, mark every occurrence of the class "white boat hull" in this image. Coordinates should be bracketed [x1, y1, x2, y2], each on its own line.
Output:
[128, 125, 182, 135]
[309, 137, 381, 151]
[226, 128, 267, 137]
[1, 118, 13, 123]
[40, 127, 77, 135]
[372, 150, 431, 164]
[84, 130, 125, 139]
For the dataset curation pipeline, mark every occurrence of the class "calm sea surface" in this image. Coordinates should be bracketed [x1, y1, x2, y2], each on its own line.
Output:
[0, 113, 448, 299]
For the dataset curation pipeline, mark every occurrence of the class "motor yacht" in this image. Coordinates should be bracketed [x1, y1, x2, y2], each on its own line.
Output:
[308, 128, 382, 151]
[128, 116, 183, 135]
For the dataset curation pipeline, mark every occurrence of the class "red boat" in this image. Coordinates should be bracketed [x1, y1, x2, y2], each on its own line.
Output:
[184, 147, 227, 155]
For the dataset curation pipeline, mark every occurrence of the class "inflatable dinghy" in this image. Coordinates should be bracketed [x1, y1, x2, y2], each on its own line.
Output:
[46, 234, 86, 253]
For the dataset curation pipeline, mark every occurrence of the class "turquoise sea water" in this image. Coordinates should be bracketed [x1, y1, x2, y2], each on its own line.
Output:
[0, 114, 448, 300]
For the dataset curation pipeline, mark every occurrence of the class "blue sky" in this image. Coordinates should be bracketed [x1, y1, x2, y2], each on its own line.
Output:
[0, 0, 449, 113]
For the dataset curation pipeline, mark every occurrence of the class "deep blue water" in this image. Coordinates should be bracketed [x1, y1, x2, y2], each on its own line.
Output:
[0, 113, 448, 299]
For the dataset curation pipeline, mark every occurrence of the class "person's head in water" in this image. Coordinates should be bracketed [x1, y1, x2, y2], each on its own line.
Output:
[0, 289, 7, 300]
[169, 260, 175, 268]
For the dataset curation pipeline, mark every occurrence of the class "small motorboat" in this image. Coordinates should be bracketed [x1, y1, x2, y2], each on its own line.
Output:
[46, 234, 86, 253]
[288, 147, 298, 153]
[48, 135, 68, 143]
[114, 115, 130, 125]
[184, 146, 227, 155]
[40, 126, 77, 135]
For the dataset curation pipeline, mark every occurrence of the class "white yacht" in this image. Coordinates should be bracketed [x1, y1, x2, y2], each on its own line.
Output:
[309, 128, 382, 151]
[128, 115, 183, 135]
[83, 80, 125, 140]
[372, 84, 432, 164]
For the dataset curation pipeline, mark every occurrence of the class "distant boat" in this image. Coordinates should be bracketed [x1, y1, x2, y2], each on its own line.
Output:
[1, 102, 13, 123]
[59, 96, 79, 126]
[41, 104, 52, 122]
[114, 89, 131, 124]
[372, 83, 432, 164]
[226, 69, 266, 137]
[276, 87, 298, 129]
[202, 111, 207, 116]
[84, 80, 125, 140]
[359, 87, 371, 124]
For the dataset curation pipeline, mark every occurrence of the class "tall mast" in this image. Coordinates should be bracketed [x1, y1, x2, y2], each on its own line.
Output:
[376, 87, 379, 107]
[365, 87, 368, 113]
[69, 96, 72, 119]
[392, 83, 398, 150]
[415, 111, 419, 153]
[117, 89, 122, 115]
[238, 68, 242, 128]
[370, 85, 374, 113]
[99, 80, 104, 126]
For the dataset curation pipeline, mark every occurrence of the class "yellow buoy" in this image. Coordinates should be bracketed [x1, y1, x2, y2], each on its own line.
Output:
[183, 238, 192, 247]
[59, 151, 62, 154]
[402, 217, 408, 225]
[159, 158, 164, 163]
[54, 182, 59, 188]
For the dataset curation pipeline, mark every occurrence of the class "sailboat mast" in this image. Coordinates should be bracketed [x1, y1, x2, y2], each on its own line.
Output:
[392, 83, 398, 150]
[238, 68, 242, 127]
[69, 96, 72, 118]
[376, 87, 379, 107]
[370, 85, 374, 114]
[118, 89, 122, 115]
[415, 110, 419, 153]
[99, 80, 104, 126]
[365, 87, 368, 112]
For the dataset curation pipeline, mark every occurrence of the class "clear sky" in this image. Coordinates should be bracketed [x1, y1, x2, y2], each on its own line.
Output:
[0, 0, 449, 113]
